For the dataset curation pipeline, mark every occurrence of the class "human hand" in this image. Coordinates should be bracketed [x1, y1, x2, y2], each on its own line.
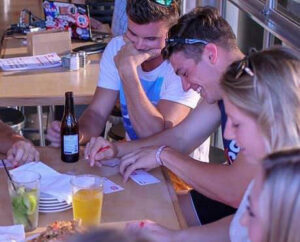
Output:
[6, 140, 40, 167]
[126, 220, 176, 242]
[119, 146, 160, 182]
[46, 121, 61, 147]
[84, 137, 117, 167]
[114, 35, 161, 72]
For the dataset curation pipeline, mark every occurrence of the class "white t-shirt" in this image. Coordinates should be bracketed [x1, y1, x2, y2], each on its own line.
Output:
[229, 181, 253, 242]
[98, 36, 200, 140]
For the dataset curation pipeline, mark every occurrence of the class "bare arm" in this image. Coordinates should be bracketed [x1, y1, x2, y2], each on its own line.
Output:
[0, 121, 24, 154]
[126, 215, 232, 242]
[116, 100, 220, 156]
[87, 100, 220, 163]
[119, 65, 192, 137]
[0, 121, 39, 164]
[175, 215, 232, 242]
[159, 148, 257, 208]
[115, 100, 256, 207]
[79, 87, 118, 144]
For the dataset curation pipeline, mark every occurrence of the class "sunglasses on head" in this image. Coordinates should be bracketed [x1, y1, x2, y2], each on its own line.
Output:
[234, 48, 257, 79]
[234, 57, 255, 79]
[150, 0, 174, 7]
[165, 38, 209, 45]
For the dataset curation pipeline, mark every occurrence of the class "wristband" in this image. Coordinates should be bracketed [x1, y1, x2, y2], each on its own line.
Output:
[156, 145, 167, 166]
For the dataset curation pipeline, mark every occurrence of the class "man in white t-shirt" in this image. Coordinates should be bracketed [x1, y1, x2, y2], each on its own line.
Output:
[46, 0, 200, 147]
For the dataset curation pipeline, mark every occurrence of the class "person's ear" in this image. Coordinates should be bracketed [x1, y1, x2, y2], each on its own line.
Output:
[203, 43, 218, 64]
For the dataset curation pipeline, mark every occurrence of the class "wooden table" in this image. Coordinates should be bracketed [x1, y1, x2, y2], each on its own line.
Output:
[0, 147, 187, 235]
[0, 37, 100, 106]
[0, 37, 100, 145]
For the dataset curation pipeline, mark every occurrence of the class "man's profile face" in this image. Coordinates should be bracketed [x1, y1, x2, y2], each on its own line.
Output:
[169, 51, 222, 104]
[126, 18, 169, 52]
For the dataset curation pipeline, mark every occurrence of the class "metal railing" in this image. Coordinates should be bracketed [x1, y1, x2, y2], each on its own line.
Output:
[227, 0, 300, 50]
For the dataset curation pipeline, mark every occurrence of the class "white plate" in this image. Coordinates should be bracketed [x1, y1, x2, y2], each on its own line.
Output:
[39, 193, 69, 206]
[39, 203, 71, 209]
[39, 203, 70, 209]
[39, 193, 58, 201]
[39, 199, 68, 205]
[39, 205, 72, 213]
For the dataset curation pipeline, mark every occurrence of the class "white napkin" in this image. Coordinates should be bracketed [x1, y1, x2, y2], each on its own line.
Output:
[10, 162, 124, 204]
[10, 162, 73, 204]
[0, 225, 25, 242]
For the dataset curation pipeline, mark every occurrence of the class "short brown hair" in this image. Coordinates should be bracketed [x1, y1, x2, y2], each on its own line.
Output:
[126, 0, 180, 26]
[162, 6, 237, 61]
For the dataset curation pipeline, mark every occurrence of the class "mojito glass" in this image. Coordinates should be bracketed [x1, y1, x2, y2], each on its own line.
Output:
[8, 170, 41, 232]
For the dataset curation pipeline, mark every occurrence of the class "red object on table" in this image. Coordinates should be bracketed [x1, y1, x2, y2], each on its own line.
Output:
[97, 146, 110, 153]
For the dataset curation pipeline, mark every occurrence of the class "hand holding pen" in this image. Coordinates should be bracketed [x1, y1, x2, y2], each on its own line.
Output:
[84, 137, 117, 167]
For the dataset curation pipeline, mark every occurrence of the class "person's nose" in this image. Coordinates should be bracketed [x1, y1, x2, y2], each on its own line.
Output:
[224, 118, 235, 140]
[181, 78, 191, 92]
[134, 37, 145, 50]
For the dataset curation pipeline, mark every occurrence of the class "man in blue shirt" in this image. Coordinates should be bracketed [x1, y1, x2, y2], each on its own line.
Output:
[85, 6, 259, 224]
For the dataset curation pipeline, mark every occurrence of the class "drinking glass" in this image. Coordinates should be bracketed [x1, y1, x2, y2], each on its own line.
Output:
[8, 170, 41, 232]
[71, 174, 103, 227]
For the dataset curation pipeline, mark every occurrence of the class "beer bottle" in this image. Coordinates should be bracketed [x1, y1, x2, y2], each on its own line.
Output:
[61, 91, 79, 162]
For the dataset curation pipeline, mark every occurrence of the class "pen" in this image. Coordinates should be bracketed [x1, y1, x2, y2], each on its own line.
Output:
[97, 145, 110, 153]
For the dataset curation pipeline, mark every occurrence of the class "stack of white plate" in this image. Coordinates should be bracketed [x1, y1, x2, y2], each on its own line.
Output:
[39, 193, 72, 213]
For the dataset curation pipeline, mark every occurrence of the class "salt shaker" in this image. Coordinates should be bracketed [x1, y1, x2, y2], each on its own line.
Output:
[70, 53, 79, 71]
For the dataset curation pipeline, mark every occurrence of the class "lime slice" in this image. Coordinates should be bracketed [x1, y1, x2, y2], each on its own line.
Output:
[24, 192, 37, 215]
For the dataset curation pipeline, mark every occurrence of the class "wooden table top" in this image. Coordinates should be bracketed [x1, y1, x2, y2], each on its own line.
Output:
[0, 147, 186, 234]
[0, 37, 100, 106]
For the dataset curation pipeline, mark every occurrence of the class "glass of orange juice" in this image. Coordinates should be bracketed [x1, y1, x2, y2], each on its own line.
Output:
[71, 174, 103, 227]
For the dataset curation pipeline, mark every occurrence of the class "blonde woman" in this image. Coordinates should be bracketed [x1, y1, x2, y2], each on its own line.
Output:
[241, 148, 300, 242]
[222, 46, 300, 242]
[125, 47, 300, 242]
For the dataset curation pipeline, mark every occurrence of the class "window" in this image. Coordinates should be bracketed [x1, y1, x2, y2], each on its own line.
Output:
[227, 0, 300, 50]
[276, 0, 300, 24]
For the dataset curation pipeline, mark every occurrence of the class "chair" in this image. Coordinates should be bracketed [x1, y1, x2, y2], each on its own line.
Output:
[0, 107, 25, 134]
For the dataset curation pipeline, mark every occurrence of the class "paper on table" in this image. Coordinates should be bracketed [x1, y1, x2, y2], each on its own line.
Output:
[0, 225, 25, 242]
[0, 53, 61, 71]
[103, 177, 124, 194]
[10, 162, 73, 203]
[10, 162, 124, 203]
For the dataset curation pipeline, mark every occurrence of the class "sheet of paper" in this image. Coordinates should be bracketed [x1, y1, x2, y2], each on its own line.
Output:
[130, 170, 160, 186]
[10, 162, 124, 202]
[101, 158, 120, 167]
[103, 177, 124, 194]
[0, 224, 25, 242]
[0, 53, 61, 71]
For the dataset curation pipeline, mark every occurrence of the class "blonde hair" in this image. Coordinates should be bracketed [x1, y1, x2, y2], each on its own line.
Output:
[259, 148, 300, 242]
[221, 47, 300, 153]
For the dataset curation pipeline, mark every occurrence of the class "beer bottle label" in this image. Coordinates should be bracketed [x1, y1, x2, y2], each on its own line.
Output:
[63, 135, 79, 154]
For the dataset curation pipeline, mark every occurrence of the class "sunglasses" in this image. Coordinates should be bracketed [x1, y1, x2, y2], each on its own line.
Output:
[150, 0, 174, 6]
[165, 38, 209, 45]
[234, 57, 254, 79]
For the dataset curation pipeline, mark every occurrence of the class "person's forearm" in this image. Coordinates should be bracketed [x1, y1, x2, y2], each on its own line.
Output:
[119, 67, 165, 138]
[78, 110, 107, 144]
[0, 122, 25, 153]
[160, 148, 257, 208]
[175, 215, 232, 242]
[114, 125, 190, 158]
